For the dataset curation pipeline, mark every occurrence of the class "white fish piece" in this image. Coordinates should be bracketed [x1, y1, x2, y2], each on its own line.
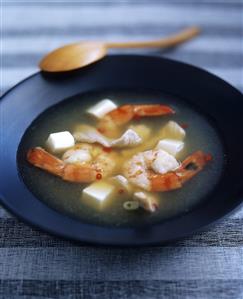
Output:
[46, 131, 75, 153]
[62, 148, 92, 164]
[73, 125, 111, 147]
[161, 120, 186, 140]
[74, 126, 142, 148]
[133, 191, 159, 212]
[110, 129, 142, 147]
[87, 99, 117, 119]
[111, 175, 133, 194]
[147, 149, 180, 174]
[156, 139, 184, 157]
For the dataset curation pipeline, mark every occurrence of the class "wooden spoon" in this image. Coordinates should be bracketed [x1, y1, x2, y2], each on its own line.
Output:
[39, 26, 200, 73]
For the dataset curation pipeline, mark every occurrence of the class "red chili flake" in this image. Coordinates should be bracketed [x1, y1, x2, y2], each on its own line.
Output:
[206, 154, 213, 162]
[133, 114, 141, 121]
[96, 173, 102, 180]
[153, 203, 159, 211]
[180, 123, 189, 129]
[102, 147, 112, 153]
[118, 189, 125, 194]
[97, 128, 105, 134]
[164, 176, 172, 190]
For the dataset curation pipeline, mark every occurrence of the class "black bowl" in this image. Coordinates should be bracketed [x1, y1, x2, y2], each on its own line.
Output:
[0, 55, 243, 245]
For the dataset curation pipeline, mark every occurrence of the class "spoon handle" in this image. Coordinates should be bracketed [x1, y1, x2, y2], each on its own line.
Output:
[106, 27, 200, 49]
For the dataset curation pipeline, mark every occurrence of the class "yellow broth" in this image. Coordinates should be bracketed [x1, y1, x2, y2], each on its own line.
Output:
[18, 90, 224, 227]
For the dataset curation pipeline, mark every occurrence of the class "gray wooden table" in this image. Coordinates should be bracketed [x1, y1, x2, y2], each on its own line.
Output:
[1, 1, 243, 298]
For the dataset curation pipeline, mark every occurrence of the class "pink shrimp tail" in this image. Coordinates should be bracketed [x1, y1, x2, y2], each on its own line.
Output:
[151, 151, 212, 192]
[27, 147, 64, 177]
[27, 147, 97, 183]
[106, 104, 175, 125]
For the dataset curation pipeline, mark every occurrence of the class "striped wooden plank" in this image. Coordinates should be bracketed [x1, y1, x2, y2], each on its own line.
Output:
[0, 247, 243, 280]
[2, 0, 243, 5]
[3, 52, 243, 68]
[0, 279, 242, 299]
[3, 24, 242, 37]
[3, 36, 242, 54]
[2, 5, 242, 28]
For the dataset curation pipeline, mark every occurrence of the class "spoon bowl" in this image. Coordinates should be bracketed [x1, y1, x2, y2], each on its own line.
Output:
[39, 42, 107, 72]
[39, 27, 200, 73]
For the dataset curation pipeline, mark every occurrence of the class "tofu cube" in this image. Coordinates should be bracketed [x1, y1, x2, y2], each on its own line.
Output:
[87, 99, 117, 119]
[156, 139, 184, 157]
[46, 131, 75, 153]
[160, 121, 186, 141]
[129, 124, 151, 141]
[82, 181, 115, 208]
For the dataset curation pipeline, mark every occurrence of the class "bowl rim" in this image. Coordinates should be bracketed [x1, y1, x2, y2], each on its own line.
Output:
[0, 54, 243, 246]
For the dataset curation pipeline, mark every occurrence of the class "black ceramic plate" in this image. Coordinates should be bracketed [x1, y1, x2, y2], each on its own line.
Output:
[1, 55, 243, 245]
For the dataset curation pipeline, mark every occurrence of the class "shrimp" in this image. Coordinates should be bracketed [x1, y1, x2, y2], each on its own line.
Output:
[27, 144, 117, 183]
[150, 151, 212, 192]
[98, 104, 175, 137]
[123, 149, 212, 192]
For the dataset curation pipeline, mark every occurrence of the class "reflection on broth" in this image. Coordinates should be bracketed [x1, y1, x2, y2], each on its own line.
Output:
[18, 90, 224, 227]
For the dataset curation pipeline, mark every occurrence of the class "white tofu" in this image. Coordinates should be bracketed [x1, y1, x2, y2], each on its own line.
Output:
[46, 131, 75, 153]
[156, 139, 184, 157]
[161, 121, 186, 141]
[129, 124, 151, 140]
[73, 125, 111, 147]
[87, 99, 117, 119]
[111, 129, 142, 147]
[82, 181, 115, 207]
[151, 149, 179, 174]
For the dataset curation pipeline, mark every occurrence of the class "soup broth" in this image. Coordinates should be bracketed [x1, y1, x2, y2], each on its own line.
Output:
[18, 90, 224, 227]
